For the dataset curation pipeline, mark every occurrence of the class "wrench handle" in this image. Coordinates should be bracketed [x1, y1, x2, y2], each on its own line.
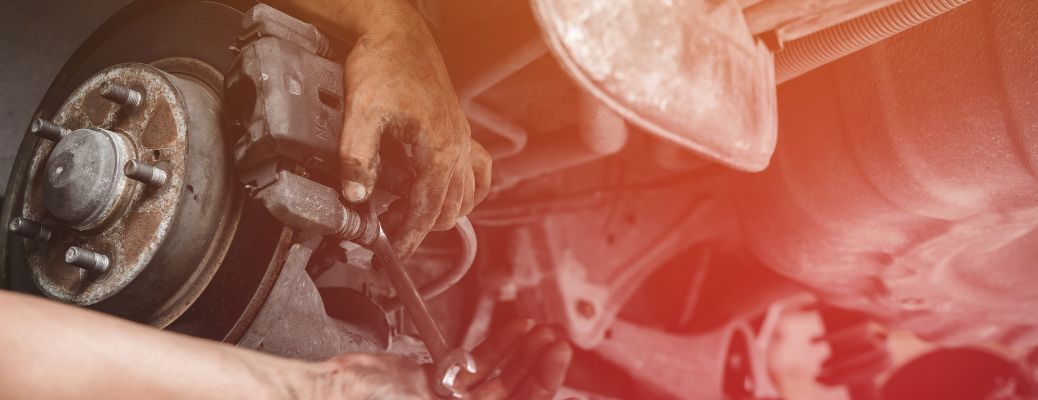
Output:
[370, 228, 450, 359]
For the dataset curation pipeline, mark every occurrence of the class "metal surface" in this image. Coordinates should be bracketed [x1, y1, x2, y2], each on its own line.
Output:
[458, 39, 545, 159]
[226, 4, 345, 185]
[100, 82, 143, 109]
[774, 0, 972, 83]
[593, 320, 764, 400]
[16, 61, 241, 329]
[8, 217, 52, 241]
[123, 159, 168, 187]
[255, 171, 377, 245]
[41, 128, 133, 230]
[237, 239, 385, 361]
[29, 118, 71, 141]
[371, 227, 475, 397]
[64, 246, 110, 273]
[381, 217, 477, 312]
[500, 170, 740, 349]
[491, 92, 628, 189]
[530, 0, 777, 172]
[743, 0, 899, 41]
[22, 64, 190, 305]
[736, 0, 1038, 348]
[2, 2, 291, 342]
[227, 4, 473, 369]
[238, 3, 334, 58]
[452, 36, 628, 191]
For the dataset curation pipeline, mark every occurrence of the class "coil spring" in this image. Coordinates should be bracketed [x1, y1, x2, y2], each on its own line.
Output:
[776, 0, 972, 82]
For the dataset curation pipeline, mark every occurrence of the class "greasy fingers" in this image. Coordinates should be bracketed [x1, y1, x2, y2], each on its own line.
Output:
[466, 325, 572, 400]
[431, 140, 486, 232]
[470, 142, 493, 204]
[508, 341, 573, 400]
[498, 326, 560, 390]
[395, 148, 457, 258]
[433, 161, 468, 232]
[339, 105, 384, 203]
[457, 319, 536, 388]
[333, 0, 491, 257]
[396, 183, 447, 258]
[459, 167, 476, 217]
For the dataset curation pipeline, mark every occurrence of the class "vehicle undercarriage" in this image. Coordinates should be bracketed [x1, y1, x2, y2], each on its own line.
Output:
[2, 0, 1036, 398]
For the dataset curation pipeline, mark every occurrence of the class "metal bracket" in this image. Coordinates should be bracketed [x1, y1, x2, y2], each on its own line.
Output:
[224, 5, 381, 244]
[226, 4, 345, 188]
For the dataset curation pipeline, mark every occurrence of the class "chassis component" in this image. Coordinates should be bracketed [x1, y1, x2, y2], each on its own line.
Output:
[4, 1, 1035, 399]
[530, 0, 778, 172]
[1, 0, 290, 343]
[1, 0, 470, 367]
[227, 8, 477, 393]
[736, 0, 1038, 347]
[226, 4, 344, 186]
[18, 62, 240, 328]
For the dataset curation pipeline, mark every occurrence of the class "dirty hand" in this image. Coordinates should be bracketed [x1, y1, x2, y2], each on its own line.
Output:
[337, 0, 492, 258]
[310, 321, 572, 399]
[458, 320, 573, 399]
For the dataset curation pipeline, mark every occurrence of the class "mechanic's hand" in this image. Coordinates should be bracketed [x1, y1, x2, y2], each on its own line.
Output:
[458, 320, 573, 400]
[311, 321, 572, 399]
[338, 1, 492, 258]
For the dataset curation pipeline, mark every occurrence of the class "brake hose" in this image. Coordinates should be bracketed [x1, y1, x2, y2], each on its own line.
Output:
[381, 217, 478, 311]
[775, 0, 972, 83]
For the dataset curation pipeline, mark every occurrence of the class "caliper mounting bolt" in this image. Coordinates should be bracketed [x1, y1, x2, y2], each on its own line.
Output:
[8, 217, 53, 241]
[65, 247, 111, 273]
[100, 82, 143, 110]
[30, 118, 71, 141]
[124, 160, 168, 187]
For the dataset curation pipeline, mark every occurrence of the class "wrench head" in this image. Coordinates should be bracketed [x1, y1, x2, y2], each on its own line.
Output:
[434, 348, 477, 398]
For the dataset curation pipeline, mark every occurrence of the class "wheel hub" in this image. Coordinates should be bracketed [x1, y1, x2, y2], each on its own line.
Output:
[43, 128, 134, 230]
[16, 61, 240, 326]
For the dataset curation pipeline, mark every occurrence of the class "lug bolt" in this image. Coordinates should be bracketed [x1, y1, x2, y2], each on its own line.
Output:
[8, 217, 52, 241]
[124, 160, 168, 187]
[30, 118, 71, 141]
[100, 82, 143, 109]
[65, 247, 110, 273]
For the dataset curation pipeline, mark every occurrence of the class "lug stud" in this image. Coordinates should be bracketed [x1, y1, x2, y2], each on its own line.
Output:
[8, 217, 52, 241]
[100, 82, 142, 109]
[30, 118, 71, 141]
[65, 247, 110, 273]
[124, 160, 168, 187]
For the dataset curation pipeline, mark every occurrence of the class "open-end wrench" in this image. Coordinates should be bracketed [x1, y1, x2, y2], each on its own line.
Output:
[369, 225, 476, 398]
[253, 172, 474, 396]
[226, 7, 475, 394]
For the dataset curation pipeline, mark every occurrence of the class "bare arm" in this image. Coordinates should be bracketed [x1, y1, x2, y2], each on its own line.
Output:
[264, 0, 419, 42]
[0, 290, 571, 399]
[0, 290, 319, 400]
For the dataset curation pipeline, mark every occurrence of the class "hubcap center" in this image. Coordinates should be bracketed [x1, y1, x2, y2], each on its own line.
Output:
[43, 128, 132, 230]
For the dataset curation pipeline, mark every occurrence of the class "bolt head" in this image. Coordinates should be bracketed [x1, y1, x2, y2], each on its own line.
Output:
[64, 247, 79, 263]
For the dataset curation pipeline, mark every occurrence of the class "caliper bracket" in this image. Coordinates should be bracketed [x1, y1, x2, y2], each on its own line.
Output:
[226, 4, 344, 188]
[225, 4, 372, 242]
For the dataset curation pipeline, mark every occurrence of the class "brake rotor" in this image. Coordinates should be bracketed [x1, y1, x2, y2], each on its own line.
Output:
[1, 0, 290, 342]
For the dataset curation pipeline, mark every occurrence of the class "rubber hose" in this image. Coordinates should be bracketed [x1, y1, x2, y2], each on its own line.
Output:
[775, 0, 972, 83]
[382, 217, 478, 311]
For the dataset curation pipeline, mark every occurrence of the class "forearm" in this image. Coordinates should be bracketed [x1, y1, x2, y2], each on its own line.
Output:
[265, 0, 427, 43]
[0, 290, 320, 400]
